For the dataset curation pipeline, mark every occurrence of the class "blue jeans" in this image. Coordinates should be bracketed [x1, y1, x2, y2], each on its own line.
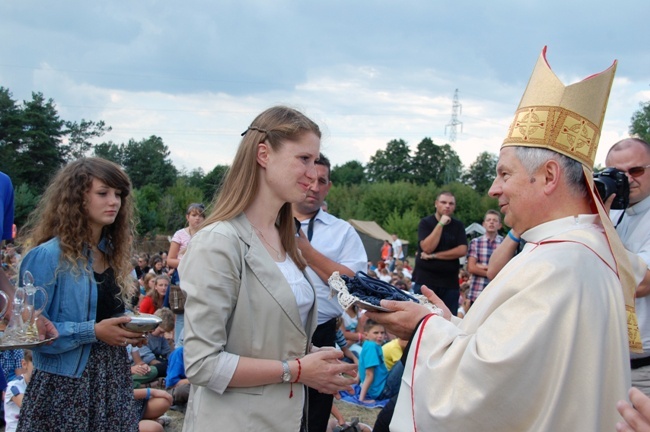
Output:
[174, 313, 184, 347]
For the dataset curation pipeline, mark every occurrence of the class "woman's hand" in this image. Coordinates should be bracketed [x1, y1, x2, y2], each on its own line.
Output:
[131, 363, 151, 376]
[95, 316, 148, 347]
[35, 314, 58, 342]
[298, 349, 357, 396]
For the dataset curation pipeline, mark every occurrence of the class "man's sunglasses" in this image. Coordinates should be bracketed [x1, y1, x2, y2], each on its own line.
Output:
[614, 164, 650, 178]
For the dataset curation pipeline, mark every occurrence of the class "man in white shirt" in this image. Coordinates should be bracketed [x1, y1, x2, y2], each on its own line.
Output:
[391, 233, 404, 271]
[607, 137, 650, 396]
[292, 153, 367, 432]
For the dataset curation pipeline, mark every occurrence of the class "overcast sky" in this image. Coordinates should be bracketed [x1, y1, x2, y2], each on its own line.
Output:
[1, 1, 648, 174]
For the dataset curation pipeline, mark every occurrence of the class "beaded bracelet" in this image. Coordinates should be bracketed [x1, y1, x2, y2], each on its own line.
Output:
[293, 358, 302, 383]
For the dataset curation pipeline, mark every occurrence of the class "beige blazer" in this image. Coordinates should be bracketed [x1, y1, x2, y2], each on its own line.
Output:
[179, 213, 317, 431]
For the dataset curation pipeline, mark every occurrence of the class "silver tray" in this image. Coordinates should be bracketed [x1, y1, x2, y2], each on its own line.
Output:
[0, 337, 57, 351]
[119, 313, 162, 332]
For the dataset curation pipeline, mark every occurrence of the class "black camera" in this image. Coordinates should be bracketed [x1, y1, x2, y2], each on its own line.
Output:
[593, 167, 629, 210]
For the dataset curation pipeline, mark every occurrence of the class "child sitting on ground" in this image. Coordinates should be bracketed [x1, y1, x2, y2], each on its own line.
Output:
[139, 275, 169, 314]
[381, 337, 407, 371]
[133, 387, 173, 432]
[4, 349, 33, 432]
[358, 320, 403, 404]
[137, 308, 174, 377]
[335, 317, 359, 365]
[359, 320, 389, 403]
[165, 346, 190, 407]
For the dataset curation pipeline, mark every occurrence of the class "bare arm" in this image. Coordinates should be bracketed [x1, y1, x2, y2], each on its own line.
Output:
[420, 222, 442, 254]
[166, 241, 181, 269]
[467, 256, 488, 277]
[359, 366, 374, 402]
[487, 233, 520, 280]
[420, 216, 449, 254]
[10, 392, 24, 408]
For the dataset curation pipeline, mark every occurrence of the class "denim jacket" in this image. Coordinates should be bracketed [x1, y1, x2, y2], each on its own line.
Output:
[18, 237, 100, 378]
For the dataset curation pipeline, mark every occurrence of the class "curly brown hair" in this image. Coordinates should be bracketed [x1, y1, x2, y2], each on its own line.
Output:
[22, 157, 136, 299]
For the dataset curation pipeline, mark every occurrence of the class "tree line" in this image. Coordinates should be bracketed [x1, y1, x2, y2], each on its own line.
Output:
[2, 86, 648, 246]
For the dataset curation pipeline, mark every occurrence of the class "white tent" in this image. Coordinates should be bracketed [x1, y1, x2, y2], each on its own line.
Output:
[348, 219, 409, 263]
[465, 222, 485, 237]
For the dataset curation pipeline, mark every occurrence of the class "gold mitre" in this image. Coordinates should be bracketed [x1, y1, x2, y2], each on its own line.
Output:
[502, 46, 617, 169]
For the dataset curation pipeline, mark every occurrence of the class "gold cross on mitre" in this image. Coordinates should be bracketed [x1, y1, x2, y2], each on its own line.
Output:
[502, 46, 614, 169]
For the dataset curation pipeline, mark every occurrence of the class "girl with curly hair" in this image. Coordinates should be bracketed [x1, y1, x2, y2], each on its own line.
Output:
[16, 157, 146, 432]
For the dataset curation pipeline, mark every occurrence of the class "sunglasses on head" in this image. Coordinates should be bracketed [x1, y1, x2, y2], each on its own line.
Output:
[187, 203, 205, 213]
[615, 164, 650, 178]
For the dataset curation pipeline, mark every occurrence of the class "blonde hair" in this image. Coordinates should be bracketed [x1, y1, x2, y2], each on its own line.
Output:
[155, 307, 175, 332]
[203, 106, 320, 270]
[150, 274, 171, 309]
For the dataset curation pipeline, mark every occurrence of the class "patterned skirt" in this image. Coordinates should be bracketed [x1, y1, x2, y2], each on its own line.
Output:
[17, 341, 139, 432]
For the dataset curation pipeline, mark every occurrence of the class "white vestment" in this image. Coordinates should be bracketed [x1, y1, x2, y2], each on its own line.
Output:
[391, 215, 646, 432]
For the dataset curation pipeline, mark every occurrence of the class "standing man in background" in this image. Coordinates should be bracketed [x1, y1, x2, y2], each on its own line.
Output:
[606, 137, 650, 396]
[412, 191, 467, 314]
[292, 153, 367, 432]
[466, 210, 503, 305]
[390, 233, 403, 271]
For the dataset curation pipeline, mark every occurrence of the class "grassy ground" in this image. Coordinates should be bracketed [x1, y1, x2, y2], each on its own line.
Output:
[163, 398, 380, 431]
[0, 392, 380, 432]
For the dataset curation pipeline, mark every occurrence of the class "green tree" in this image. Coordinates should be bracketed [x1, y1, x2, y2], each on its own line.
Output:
[133, 185, 162, 236]
[327, 183, 367, 221]
[122, 136, 178, 189]
[93, 141, 124, 165]
[159, 179, 205, 233]
[63, 119, 112, 161]
[412, 138, 443, 186]
[16, 92, 66, 192]
[412, 139, 463, 186]
[630, 101, 650, 143]
[13, 183, 40, 228]
[357, 181, 421, 227]
[365, 139, 413, 183]
[438, 144, 463, 185]
[183, 168, 205, 191]
[0, 87, 23, 181]
[331, 160, 365, 186]
[383, 208, 421, 251]
[202, 164, 229, 202]
[462, 151, 498, 195]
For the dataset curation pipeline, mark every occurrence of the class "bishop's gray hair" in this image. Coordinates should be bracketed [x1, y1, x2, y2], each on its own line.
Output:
[514, 147, 587, 198]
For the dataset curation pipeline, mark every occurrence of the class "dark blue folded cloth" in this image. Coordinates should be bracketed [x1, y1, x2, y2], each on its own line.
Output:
[341, 271, 420, 306]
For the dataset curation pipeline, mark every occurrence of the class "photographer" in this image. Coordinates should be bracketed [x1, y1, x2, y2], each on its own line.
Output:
[606, 138, 650, 397]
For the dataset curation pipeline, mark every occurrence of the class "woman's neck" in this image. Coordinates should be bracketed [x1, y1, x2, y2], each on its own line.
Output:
[244, 203, 282, 231]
